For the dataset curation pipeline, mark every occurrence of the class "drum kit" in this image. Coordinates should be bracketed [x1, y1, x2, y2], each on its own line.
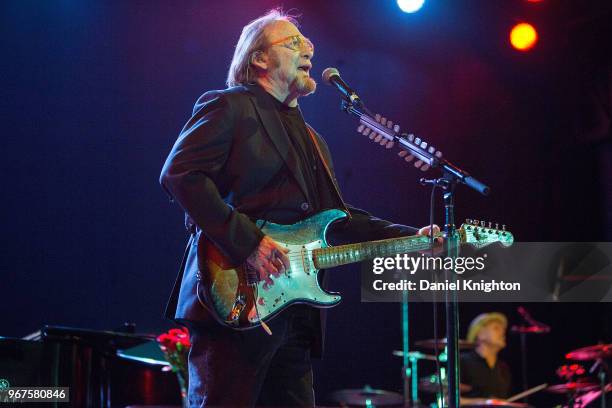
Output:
[329, 341, 611, 408]
[547, 344, 611, 408]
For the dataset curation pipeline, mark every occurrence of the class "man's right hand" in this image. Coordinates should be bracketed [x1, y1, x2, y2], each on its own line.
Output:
[245, 235, 290, 290]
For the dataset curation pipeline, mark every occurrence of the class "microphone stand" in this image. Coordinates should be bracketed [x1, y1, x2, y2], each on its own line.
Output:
[341, 99, 490, 408]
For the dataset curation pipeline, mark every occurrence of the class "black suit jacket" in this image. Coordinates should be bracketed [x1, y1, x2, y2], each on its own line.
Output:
[160, 84, 417, 356]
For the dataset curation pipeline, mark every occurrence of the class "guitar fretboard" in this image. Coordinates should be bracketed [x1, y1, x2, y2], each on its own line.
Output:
[312, 234, 440, 269]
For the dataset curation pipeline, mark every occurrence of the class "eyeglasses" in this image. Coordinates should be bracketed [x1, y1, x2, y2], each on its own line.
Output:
[267, 35, 314, 52]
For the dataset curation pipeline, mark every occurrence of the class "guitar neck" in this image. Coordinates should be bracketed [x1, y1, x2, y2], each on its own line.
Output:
[313, 233, 442, 269]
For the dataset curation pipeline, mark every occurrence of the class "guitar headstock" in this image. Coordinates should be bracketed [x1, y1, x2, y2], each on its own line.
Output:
[459, 219, 514, 249]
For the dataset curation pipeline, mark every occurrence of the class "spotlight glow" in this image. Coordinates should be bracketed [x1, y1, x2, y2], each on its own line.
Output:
[510, 23, 538, 51]
[397, 0, 425, 13]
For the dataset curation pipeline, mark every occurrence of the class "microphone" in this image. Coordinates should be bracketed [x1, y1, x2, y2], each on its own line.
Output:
[322, 67, 362, 105]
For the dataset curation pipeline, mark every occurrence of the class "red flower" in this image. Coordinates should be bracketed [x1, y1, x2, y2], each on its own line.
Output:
[169, 328, 188, 339]
[157, 327, 190, 354]
[177, 337, 191, 349]
[157, 333, 176, 352]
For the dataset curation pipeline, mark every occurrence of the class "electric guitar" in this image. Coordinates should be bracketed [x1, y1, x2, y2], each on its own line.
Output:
[199, 209, 513, 330]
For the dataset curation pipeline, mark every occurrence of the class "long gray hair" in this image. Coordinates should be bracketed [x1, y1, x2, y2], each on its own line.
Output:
[226, 9, 298, 87]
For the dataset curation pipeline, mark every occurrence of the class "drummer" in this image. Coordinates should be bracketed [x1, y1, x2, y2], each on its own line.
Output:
[460, 312, 512, 403]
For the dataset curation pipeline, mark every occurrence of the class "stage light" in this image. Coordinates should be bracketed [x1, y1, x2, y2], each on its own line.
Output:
[510, 22, 538, 51]
[397, 0, 425, 14]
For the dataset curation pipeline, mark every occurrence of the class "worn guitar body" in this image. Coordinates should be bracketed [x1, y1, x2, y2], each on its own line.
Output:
[199, 208, 514, 330]
[200, 209, 347, 330]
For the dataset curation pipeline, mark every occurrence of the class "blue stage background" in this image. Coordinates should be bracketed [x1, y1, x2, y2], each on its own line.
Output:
[2, 1, 611, 405]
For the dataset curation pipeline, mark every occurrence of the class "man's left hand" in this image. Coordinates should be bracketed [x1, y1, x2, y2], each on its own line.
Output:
[417, 224, 443, 244]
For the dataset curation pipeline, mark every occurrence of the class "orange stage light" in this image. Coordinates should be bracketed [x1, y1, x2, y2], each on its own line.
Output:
[510, 23, 538, 51]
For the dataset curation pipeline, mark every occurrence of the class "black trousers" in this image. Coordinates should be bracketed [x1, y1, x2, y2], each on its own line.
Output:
[187, 305, 317, 408]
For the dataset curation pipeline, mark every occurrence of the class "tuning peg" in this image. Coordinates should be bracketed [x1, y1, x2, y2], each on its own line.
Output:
[420, 141, 427, 149]
[408, 133, 415, 142]
[472, 219, 479, 226]
[495, 223, 499, 230]
[480, 220, 485, 227]
[415, 137, 421, 145]
[393, 124, 400, 133]
[502, 224, 506, 231]
[428, 146, 435, 154]
[466, 218, 472, 224]
[488, 221, 492, 228]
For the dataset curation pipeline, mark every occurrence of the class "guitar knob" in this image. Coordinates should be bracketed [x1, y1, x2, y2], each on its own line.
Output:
[480, 220, 485, 227]
[408, 133, 415, 142]
[502, 224, 506, 231]
[393, 124, 400, 133]
[415, 137, 421, 145]
[466, 218, 472, 224]
[421, 141, 428, 149]
[488, 221, 492, 228]
[495, 223, 499, 230]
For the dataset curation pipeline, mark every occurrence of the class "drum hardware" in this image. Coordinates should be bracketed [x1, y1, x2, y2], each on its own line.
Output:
[511, 306, 551, 404]
[391, 339, 474, 407]
[460, 399, 530, 407]
[411, 337, 474, 406]
[393, 349, 443, 406]
[329, 385, 403, 407]
[546, 381, 600, 394]
[549, 344, 612, 408]
[417, 373, 472, 394]
[414, 338, 476, 351]
[393, 350, 439, 362]
[566, 345, 612, 362]
[557, 364, 587, 381]
[566, 344, 611, 408]
[546, 381, 601, 408]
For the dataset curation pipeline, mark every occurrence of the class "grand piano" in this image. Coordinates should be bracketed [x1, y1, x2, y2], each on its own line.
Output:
[0, 325, 182, 407]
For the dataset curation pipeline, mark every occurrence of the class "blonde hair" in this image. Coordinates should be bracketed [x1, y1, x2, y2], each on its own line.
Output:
[466, 312, 508, 343]
[226, 8, 299, 87]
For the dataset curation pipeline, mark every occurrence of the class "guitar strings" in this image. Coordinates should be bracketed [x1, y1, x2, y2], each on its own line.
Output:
[264, 245, 435, 266]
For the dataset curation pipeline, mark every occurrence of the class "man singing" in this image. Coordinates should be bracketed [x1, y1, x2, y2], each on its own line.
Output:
[160, 9, 437, 407]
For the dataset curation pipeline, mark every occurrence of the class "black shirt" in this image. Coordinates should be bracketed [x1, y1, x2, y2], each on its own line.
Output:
[269, 94, 340, 213]
[460, 350, 512, 399]
[267, 93, 341, 328]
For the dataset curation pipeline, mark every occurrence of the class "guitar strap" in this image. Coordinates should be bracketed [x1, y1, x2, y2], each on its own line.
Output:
[306, 125, 352, 221]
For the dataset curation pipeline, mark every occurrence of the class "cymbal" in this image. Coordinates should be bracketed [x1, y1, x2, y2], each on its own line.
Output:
[418, 375, 472, 394]
[392, 350, 438, 361]
[510, 324, 550, 334]
[566, 344, 612, 361]
[415, 338, 476, 350]
[330, 385, 403, 406]
[462, 399, 530, 407]
[546, 382, 599, 394]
